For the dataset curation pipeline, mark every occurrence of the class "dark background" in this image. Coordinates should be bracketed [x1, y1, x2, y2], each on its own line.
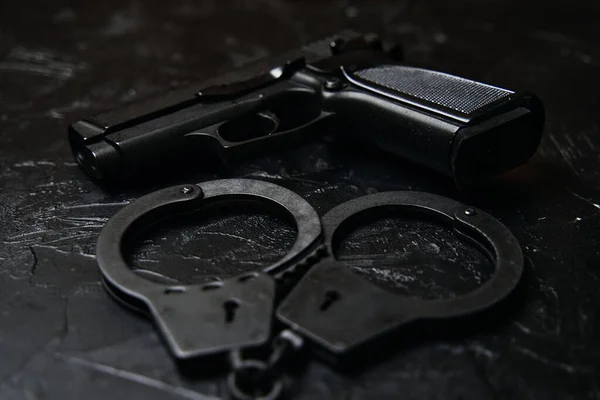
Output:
[1, 0, 600, 399]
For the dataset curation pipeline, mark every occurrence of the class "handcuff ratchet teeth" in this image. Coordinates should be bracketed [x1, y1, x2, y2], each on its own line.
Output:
[95, 179, 322, 360]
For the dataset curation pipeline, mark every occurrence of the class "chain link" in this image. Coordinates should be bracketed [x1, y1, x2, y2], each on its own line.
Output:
[227, 330, 304, 400]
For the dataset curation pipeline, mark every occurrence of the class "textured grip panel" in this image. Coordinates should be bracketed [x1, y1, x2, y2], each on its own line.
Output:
[353, 65, 512, 115]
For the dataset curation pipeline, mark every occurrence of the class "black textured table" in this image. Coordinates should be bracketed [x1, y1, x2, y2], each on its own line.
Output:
[1, 1, 599, 399]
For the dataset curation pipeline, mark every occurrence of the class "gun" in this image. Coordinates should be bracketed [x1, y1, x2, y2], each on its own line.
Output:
[68, 31, 544, 185]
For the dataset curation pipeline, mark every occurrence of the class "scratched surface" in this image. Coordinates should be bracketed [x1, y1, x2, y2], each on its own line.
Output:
[1, 0, 600, 399]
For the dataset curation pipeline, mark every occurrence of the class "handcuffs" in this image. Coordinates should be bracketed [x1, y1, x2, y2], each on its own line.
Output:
[96, 179, 523, 400]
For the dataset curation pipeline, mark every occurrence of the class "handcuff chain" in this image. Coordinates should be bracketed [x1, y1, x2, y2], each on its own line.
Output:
[228, 330, 304, 400]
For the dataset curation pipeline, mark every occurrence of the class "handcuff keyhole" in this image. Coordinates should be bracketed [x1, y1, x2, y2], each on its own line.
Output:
[319, 290, 341, 311]
[224, 299, 240, 323]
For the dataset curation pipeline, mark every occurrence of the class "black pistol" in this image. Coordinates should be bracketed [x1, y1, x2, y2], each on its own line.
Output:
[69, 31, 544, 185]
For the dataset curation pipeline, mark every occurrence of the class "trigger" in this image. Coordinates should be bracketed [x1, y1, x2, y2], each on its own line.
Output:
[217, 111, 280, 142]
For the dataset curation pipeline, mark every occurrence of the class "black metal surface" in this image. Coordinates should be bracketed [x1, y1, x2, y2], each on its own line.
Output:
[1, 1, 600, 399]
[277, 191, 523, 358]
[96, 179, 321, 360]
